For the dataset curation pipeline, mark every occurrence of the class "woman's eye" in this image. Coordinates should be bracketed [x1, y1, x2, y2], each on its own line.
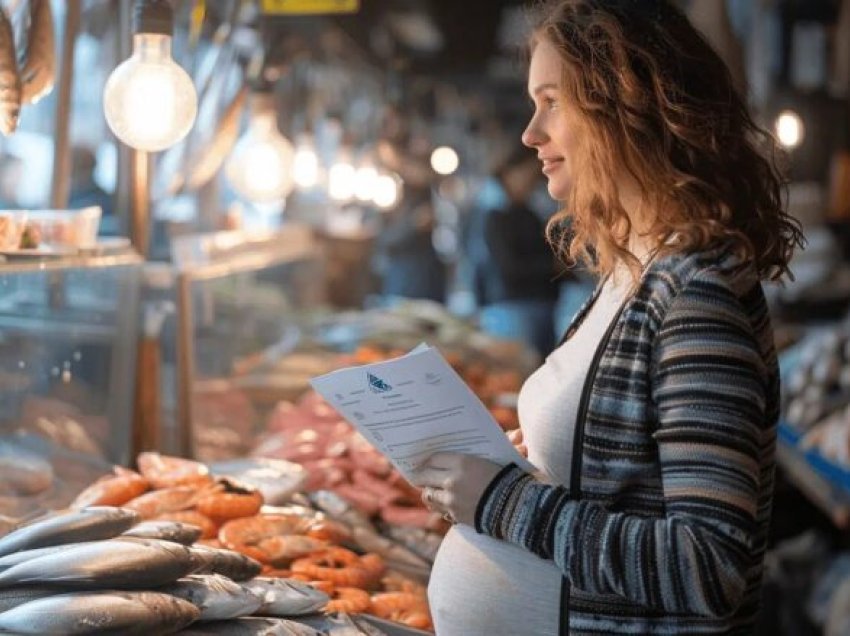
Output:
[544, 97, 559, 110]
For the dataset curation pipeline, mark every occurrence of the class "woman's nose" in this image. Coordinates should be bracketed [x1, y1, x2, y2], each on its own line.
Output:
[522, 118, 544, 148]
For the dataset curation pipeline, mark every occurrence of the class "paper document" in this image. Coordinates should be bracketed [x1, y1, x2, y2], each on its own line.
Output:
[310, 344, 534, 482]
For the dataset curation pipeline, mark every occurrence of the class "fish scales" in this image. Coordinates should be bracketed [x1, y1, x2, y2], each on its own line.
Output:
[0, 590, 199, 634]
[0, 507, 139, 557]
[242, 577, 329, 617]
[123, 520, 202, 545]
[161, 574, 263, 621]
[0, 537, 194, 589]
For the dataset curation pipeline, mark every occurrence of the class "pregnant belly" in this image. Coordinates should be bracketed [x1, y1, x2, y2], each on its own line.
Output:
[427, 525, 562, 636]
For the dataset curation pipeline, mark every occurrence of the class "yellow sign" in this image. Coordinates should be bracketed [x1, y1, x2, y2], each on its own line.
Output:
[260, 0, 359, 15]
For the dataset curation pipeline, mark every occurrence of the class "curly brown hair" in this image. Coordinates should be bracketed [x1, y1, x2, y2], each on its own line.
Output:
[530, 0, 804, 281]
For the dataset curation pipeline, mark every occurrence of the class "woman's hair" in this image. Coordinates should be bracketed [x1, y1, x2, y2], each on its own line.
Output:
[531, 0, 804, 281]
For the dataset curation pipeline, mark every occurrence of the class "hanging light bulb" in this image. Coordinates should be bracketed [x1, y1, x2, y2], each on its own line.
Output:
[431, 145, 459, 175]
[328, 149, 357, 202]
[293, 134, 320, 189]
[225, 91, 295, 203]
[373, 172, 402, 209]
[774, 110, 804, 150]
[354, 161, 379, 202]
[103, 0, 197, 152]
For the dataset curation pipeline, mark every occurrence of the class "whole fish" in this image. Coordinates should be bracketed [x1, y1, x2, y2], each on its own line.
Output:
[242, 577, 329, 617]
[309, 490, 372, 529]
[123, 520, 202, 545]
[188, 544, 262, 581]
[0, 537, 194, 589]
[177, 617, 321, 635]
[0, 590, 199, 634]
[161, 574, 262, 621]
[350, 526, 430, 570]
[0, 507, 139, 557]
[0, 586, 62, 613]
[0, 6, 20, 135]
[0, 541, 92, 572]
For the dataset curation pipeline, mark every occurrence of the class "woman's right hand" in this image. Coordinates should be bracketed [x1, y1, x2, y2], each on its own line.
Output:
[507, 428, 527, 458]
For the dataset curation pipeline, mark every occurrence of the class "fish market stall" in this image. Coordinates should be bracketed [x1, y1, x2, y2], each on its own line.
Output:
[0, 249, 142, 521]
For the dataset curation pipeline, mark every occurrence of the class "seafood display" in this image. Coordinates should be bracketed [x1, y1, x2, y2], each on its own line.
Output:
[0, 504, 424, 634]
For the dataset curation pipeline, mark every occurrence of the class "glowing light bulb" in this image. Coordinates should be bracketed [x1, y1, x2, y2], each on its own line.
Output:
[329, 159, 356, 202]
[104, 32, 197, 152]
[431, 146, 459, 175]
[225, 102, 295, 203]
[293, 136, 320, 189]
[354, 163, 379, 202]
[373, 172, 402, 209]
[775, 110, 804, 149]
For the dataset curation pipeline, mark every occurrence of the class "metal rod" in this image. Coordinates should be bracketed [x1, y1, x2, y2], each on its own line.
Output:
[176, 272, 197, 459]
[115, 0, 151, 256]
[49, 0, 82, 208]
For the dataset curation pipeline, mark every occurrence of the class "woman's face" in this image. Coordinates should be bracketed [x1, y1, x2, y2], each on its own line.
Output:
[522, 38, 576, 201]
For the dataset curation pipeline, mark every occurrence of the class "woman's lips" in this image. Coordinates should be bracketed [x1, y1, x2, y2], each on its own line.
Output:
[541, 158, 563, 175]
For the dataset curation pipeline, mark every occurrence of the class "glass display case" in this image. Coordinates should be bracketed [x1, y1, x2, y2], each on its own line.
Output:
[154, 224, 327, 462]
[0, 251, 142, 518]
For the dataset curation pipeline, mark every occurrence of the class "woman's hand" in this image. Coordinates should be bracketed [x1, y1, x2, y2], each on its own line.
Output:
[411, 452, 505, 527]
[506, 428, 527, 458]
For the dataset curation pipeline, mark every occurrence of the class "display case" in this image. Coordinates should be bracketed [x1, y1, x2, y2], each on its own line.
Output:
[0, 251, 142, 519]
[152, 224, 326, 462]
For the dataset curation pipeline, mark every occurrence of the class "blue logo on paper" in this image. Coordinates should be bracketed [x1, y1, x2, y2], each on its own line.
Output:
[368, 372, 392, 393]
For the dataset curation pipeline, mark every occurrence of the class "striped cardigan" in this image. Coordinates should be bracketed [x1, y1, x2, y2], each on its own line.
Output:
[475, 244, 779, 635]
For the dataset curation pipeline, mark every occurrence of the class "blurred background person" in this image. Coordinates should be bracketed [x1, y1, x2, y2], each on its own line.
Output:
[476, 145, 560, 356]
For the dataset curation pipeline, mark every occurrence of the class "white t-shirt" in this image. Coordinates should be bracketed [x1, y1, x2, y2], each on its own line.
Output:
[427, 273, 632, 636]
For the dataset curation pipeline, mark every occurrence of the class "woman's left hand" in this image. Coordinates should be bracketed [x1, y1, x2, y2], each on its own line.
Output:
[411, 452, 505, 526]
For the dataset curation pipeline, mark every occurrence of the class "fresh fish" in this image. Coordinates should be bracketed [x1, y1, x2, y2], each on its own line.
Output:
[123, 520, 202, 545]
[177, 617, 321, 635]
[0, 541, 92, 572]
[0, 507, 139, 557]
[0, 586, 61, 613]
[161, 574, 262, 621]
[297, 613, 389, 636]
[242, 577, 329, 617]
[350, 526, 430, 570]
[0, 6, 20, 136]
[309, 490, 373, 529]
[0, 537, 194, 589]
[0, 590, 199, 635]
[188, 544, 262, 581]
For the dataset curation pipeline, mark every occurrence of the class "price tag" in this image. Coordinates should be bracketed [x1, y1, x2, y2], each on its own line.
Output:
[260, 0, 359, 15]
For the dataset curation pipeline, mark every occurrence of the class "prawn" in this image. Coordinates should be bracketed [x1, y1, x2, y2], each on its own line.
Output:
[218, 514, 314, 564]
[291, 547, 371, 588]
[258, 535, 328, 566]
[137, 452, 212, 489]
[154, 510, 218, 540]
[122, 486, 199, 519]
[195, 478, 263, 522]
[70, 467, 148, 508]
[324, 587, 371, 614]
[369, 591, 432, 629]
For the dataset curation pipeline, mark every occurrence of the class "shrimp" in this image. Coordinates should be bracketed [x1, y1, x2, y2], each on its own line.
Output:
[137, 452, 212, 489]
[291, 547, 371, 588]
[369, 591, 432, 629]
[122, 486, 199, 519]
[324, 587, 371, 614]
[218, 514, 314, 564]
[195, 478, 263, 522]
[305, 519, 351, 544]
[70, 467, 148, 508]
[358, 553, 385, 587]
[258, 535, 328, 566]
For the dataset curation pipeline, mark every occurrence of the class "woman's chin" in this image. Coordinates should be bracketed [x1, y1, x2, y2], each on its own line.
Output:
[546, 180, 570, 201]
